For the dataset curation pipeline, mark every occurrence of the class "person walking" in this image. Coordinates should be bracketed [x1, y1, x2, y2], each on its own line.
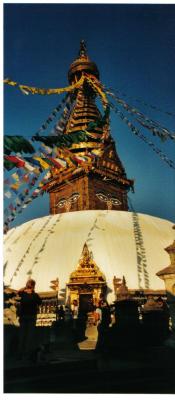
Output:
[17, 279, 42, 361]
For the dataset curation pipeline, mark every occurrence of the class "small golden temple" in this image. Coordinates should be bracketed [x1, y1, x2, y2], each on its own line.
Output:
[67, 242, 106, 311]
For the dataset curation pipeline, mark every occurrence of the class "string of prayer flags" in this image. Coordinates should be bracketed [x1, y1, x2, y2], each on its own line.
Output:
[3, 74, 108, 114]
[4, 191, 12, 199]
[4, 136, 35, 155]
[136, 118, 175, 141]
[4, 168, 49, 228]
[110, 102, 175, 170]
[31, 130, 89, 148]
[3, 75, 85, 96]
[105, 89, 175, 142]
[108, 86, 175, 118]
[9, 216, 53, 285]
[54, 98, 75, 135]
[40, 143, 53, 155]
[132, 212, 149, 289]
[34, 94, 71, 136]
[85, 75, 108, 109]
[28, 216, 62, 277]
[4, 155, 25, 169]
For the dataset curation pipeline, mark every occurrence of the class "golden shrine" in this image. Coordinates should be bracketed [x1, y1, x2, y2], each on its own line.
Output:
[66, 243, 106, 311]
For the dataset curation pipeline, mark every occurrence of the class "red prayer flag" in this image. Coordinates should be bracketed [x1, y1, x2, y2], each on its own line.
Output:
[5, 155, 25, 168]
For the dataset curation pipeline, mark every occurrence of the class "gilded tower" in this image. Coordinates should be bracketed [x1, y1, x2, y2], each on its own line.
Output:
[47, 41, 133, 214]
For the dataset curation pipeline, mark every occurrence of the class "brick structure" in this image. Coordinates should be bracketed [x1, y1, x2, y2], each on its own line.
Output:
[47, 41, 134, 214]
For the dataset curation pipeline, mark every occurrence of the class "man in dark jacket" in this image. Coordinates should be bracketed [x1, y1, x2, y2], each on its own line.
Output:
[17, 279, 42, 360]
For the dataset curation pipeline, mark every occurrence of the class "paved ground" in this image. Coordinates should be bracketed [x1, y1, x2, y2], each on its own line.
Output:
[78, 323, 98, 350]
[4, 324, 175, 394]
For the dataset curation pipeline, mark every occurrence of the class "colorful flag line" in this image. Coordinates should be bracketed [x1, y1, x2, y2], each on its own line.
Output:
[110, 102, 175, 170]
[107, 86, 175, 118]
[132, 212, 149, 289]
[105, 88, 175, 142]
[3, 75, 85, 95]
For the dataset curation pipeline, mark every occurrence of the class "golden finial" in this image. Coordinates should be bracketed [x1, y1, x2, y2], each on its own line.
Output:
[79, 40, 87, 57]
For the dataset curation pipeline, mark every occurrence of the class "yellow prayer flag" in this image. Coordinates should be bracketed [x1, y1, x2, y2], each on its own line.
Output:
[10, 182, 21, 190]
[11, 173, 19, 181]
[33, 156, 50, 170]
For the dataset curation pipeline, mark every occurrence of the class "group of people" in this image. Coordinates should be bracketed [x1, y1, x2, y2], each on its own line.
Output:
[7, 278, 169, 362]
[13, 280, 113, 361]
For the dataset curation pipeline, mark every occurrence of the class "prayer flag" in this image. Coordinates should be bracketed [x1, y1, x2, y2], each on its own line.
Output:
[34, 156, 50, 170]
[4, 191, 12, 199]
[11, 172, 20, 181]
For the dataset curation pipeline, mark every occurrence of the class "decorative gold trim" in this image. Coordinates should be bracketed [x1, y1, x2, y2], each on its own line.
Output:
[67, 243, 106, 306]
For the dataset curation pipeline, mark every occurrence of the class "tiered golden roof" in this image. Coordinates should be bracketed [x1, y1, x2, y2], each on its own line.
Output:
[46, 42, 134, 195]
[65, 88, 103, 136]
[65, 41, 109, 157]
[67, 243, 106, 287]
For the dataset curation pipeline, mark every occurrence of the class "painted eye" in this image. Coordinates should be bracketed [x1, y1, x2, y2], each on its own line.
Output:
[57, 199, 66, 208]
[111, 197, 121, 205]
[96, 193, 107, 202]
[70, 193, 80, 203]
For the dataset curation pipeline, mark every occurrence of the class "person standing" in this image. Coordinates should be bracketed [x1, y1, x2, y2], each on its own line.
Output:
[71, 299, 79, 329]
[17, 279, 42, 361]
[96, 301, 111, 352]
[94, 303, 102, 325]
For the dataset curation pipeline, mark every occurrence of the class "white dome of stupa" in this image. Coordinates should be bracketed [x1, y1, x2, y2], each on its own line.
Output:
[4, 210, 174, 303]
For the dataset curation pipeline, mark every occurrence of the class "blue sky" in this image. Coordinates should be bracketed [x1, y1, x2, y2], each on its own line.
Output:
[4, 3, 175, 226]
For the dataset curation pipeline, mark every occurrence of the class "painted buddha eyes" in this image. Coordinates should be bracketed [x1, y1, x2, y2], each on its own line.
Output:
[96, 193, 107, 202]
[56, 193, 80, 208]
[110, 197, 122, 206]
[96, 192, 121, 205]
[57, 199, 66, 208]
[70, 193, 80, 203]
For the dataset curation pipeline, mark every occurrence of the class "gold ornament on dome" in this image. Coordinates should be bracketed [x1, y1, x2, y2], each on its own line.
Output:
[67, 243, 106, 288]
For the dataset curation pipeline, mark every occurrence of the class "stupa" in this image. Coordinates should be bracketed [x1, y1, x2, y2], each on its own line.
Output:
[4, 42, 174, 315]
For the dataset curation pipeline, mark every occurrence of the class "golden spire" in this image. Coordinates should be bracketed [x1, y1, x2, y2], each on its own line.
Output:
[65, 41, 109, 153]
[79, 40, 87, 57]
[68, 40, 99, 84]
